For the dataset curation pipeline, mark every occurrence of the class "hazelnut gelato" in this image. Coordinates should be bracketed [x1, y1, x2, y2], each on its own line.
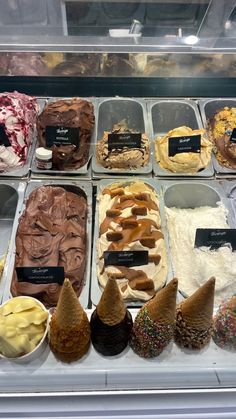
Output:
[155, 126, 212, 173]
[37, 98, 95, 170]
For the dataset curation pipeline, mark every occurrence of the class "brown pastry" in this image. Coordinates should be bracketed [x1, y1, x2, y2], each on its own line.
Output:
[49, 279, 90, 362]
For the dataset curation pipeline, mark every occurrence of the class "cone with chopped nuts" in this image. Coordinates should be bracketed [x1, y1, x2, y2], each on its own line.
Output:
[175, 277, 215, 350]
[129, 278, 178, 358]
[212, 295, 236, 350]
[90, 277, 133, 356]
[49, 278, 90, 362]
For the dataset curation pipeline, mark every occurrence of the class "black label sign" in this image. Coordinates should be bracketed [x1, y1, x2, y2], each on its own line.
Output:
[16, 267, 64, 285]
[108, 133, 141, 151]
[104, 250, 148, 267]
[0, 123, 11, 147]
[168, 134, 201, 157]
[45, 126, 80, 147]
[195, 229, 236, 250]
[229, 128, 236, 143]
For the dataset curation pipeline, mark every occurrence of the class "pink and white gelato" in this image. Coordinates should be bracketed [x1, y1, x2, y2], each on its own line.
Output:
[0, 91, 38, 172]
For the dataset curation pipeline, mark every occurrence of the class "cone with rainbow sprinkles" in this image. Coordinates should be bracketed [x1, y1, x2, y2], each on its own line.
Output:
[49, 278, 90, 362]
[129, 278, 178, 358]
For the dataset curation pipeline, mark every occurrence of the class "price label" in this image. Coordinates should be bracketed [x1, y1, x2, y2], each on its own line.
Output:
[104, 250, 148, 267]
[0, 124, 11, 147]
[168, 134, 201, 157]
[195, 229, 236, 250]
[108, 132, 141, 151]
[45, 126, 80, 147]
[229, 128, 236, 143]
[16, 266, 64, 285]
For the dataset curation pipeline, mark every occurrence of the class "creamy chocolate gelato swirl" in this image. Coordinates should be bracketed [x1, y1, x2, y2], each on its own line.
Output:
[37, 98, 95, 170]
[11, 186, 87, 307]
[210, 107, 236, 169]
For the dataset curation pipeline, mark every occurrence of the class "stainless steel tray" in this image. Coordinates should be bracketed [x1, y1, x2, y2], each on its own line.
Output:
[91, 177, 173, 307]
[159, 179, 235, 305]
[0, 98, 46, 179]
[30, 97, 97, 176]
[2, 179, 92, 309]
[221, 179, 236, 225]
[147, 99, 214, 178]
[199, 98, 236, 175]
[92, 97, 152, 176]
[0, 180, 26, 303]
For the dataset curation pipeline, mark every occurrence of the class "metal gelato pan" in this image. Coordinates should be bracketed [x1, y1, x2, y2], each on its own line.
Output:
[2, 179, 92, 309]
[199, 98, 236, 175]
[160, 180, 235, 304]
[92, 97, 152, 176]
[91, 178, 173, 307]
[223, 180, 236, 225]
[147, 99, 214, 178]
[0, 180, 26, 302]
[31, 97, 97, 176]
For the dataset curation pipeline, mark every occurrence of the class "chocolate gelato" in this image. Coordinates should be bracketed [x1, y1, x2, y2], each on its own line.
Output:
[52, 54, 100, 76]
[11, 185, 87, 308]
[101, 54, 134, 76]
[37, 98, 95, 170]
[210, 107, 236, 169]
[96, 119, 150, 170]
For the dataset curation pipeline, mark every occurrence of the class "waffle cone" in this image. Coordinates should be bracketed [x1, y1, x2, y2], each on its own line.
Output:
[146, 278, 178, 324]
[179, 277, 215, 331]
[55, 278, 84, 328]
[49, 279, 90, 362]
[97, 278, 126, 326]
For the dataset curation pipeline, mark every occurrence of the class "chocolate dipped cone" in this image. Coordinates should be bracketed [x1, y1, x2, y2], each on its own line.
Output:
[213, 295, 236, 350]
[175, 277, 215, 350]
[90, 278, 133, 356]
[49, 278, 90, 362]
[130, 278, 178, 358]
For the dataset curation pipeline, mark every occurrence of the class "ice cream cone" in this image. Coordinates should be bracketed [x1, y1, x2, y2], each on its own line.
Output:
[178, 277, 215, 331]
[175, 277, 215, 350]
[97, 277, 126, 326]
[49, 278, 90, 362]
[129, 278, 178, 358]
[213, 295, 236, 350]
[146, 277, 178, 324]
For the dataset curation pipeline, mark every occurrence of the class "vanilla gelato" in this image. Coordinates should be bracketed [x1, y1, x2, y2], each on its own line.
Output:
[155, 126, 212, 173]
[97, 181, 167, 302]
[0, 297, 48, 358]
[166, 203, 236, 306]
[96, 120, 150, 170]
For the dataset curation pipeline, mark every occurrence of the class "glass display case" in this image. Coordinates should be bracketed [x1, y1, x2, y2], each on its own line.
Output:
[1, 1, 236, 418]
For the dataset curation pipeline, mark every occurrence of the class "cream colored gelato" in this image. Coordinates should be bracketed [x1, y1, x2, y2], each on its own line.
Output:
[97, 181, 167, 302]
[0, 297, 48, 358]
[155, 126, 212, 173]
[166, 203, 236, 306]
[96, 120, 150, 170]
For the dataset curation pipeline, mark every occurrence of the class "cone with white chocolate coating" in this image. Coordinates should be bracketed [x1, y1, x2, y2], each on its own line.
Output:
[130, 278, 178, 358]
[49, 278, 90, 362]
[175, 277, 215, 350]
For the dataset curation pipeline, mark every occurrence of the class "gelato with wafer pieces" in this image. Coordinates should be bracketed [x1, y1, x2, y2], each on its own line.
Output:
[49, 279, 90, 362]
[175, 277, 215, 350]
[130, 278, 178, 358]
[91, 277, 133, 356]
[213, 295, 236, 350]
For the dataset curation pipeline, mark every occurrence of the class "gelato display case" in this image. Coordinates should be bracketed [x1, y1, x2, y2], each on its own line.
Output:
[1, 1, 236, 418]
